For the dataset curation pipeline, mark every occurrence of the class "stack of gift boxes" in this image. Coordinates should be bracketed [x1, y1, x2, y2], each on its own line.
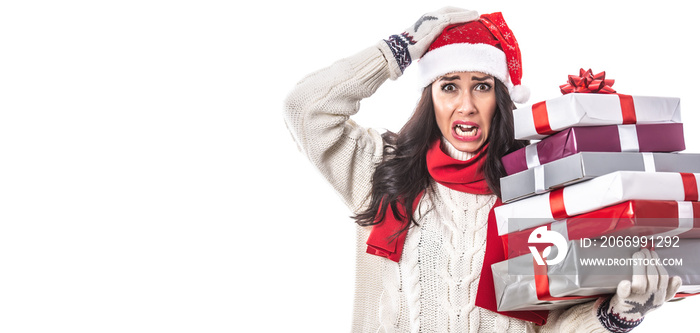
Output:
[491, 69, 700, 311]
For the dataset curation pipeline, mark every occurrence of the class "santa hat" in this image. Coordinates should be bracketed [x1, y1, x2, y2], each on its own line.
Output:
[417, 12, 529, 104]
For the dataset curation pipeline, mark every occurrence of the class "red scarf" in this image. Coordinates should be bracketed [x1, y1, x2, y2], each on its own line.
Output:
[365, 140, 549, 325]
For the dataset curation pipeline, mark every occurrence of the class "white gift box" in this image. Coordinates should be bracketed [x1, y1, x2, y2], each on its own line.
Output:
[495, 171, 700, 236]
[513, 93, 681, 140]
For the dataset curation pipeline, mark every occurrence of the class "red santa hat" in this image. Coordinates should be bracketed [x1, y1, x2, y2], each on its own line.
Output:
[417, 12, 529, 104]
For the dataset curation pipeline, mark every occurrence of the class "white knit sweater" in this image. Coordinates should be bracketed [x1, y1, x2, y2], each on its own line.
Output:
[284, 43, 611, 333]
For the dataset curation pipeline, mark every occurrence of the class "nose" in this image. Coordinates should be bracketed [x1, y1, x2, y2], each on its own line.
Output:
[456, 92, 477, 115]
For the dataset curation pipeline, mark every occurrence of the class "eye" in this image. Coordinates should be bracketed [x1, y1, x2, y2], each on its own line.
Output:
[474, 83, 492, 92]
[441, 83, 457, 92]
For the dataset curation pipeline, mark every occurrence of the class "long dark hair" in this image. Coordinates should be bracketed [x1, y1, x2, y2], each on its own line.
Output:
[353, 79, 528, 234]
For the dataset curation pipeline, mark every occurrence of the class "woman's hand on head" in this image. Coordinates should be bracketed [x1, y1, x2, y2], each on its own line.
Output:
[379, 7, 479, 79]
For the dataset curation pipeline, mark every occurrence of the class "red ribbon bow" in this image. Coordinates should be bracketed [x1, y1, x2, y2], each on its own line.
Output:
[559, 68, 616, 94]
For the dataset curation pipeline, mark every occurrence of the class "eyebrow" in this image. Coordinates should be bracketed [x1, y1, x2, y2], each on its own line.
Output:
[472, 75, 494, 82]
[438, 74, 494, 82]
[439, 75, 461, 81]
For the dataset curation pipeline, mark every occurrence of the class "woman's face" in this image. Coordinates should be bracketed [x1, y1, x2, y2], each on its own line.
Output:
[431, 71, 497, 154]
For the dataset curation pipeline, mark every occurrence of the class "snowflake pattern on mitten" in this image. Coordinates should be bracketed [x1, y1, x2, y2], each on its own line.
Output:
[596, 296, 643, 333]
[383, 32, 416, 74]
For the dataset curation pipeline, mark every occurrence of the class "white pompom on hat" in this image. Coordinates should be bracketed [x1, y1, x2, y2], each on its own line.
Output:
[417, 12, 529, 104]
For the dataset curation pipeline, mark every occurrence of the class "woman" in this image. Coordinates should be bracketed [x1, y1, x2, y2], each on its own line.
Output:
[284, 7, 680, 332]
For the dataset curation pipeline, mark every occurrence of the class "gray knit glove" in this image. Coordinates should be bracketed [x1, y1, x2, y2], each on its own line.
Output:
[597, 249, 682, 332]
[378, 7, 479, 79]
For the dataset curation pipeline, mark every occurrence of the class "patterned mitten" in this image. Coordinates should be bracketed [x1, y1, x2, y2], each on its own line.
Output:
[597, 249, 682, 332]
[378, 7, 479, 79]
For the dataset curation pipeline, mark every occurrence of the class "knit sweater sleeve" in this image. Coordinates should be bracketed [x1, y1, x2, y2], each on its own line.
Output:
[283, 45, 392, 213]
[529, 298, 611, 332]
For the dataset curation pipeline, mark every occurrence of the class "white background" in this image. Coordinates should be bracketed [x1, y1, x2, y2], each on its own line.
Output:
[1, 0, 698, 332]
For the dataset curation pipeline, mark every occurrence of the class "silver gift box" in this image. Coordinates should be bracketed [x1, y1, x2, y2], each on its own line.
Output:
[492, 239, 700, 311]
[500, 152, 700, 203]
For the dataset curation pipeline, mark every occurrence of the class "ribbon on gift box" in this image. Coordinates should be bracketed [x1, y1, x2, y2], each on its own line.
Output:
[682, 173, 700, 201]
[531, 221, 602, 301]
[532, 69, 636, 136]
[653, 201, 696, 237]
[559, 69, 616, 95]
[533, 253, 602, 302]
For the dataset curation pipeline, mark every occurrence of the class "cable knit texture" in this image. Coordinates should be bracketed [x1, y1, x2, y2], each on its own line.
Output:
[284, 44, 611, 332]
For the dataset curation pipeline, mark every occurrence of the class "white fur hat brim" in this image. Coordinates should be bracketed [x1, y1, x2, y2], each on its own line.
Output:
[417, 43, 509, 88]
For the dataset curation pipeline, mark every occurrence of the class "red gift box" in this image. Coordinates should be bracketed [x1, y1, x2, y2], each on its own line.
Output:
[504, 200, 700, 259]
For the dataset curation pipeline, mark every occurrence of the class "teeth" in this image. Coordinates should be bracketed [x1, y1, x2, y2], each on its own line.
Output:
[455, 124, 478, 136]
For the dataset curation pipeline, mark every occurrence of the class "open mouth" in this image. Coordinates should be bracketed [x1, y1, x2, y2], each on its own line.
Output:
[451, 122, 481, 142]
[454, 123, 478, 137]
